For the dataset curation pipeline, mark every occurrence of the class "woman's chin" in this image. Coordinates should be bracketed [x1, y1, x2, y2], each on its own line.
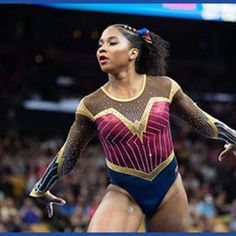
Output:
[100, 65, 113, 74]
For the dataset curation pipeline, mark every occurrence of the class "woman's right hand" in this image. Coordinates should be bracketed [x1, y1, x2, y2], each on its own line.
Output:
[33, 191, 66, 218]
[218, 143, 236, 162]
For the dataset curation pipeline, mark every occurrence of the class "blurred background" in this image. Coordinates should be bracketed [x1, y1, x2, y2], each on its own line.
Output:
[0, 3, 236, 232]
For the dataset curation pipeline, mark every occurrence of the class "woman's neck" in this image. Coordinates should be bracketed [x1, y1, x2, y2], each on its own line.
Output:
[105, 71, 145, 99]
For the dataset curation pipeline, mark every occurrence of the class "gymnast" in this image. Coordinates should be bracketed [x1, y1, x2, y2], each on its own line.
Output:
[30, 24, 236, 232]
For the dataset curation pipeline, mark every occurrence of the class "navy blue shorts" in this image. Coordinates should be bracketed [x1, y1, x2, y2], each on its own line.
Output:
[107, 156, 178, 217]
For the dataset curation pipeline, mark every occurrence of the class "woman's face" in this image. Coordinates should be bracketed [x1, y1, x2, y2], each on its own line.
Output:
[96, 26, 135, 74]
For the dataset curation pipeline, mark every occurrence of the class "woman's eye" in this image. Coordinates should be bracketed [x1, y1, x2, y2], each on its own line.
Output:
[97, 41, 118, 48]
[110, 42, 118, 45]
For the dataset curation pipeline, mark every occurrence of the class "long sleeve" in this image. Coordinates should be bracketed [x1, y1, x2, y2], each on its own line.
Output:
[30, 99, 96, 197]
[170, 80, 236, 144]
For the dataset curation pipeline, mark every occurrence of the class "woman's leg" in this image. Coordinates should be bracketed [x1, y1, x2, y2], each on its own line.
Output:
[87, 184, 144, 232]
[145, 174, 189, 232]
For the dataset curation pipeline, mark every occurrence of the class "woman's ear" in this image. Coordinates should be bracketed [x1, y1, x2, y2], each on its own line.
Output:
[129, 48, 139, 61]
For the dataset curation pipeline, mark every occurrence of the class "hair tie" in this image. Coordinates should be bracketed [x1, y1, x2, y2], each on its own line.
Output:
[136, 28, 152, 44]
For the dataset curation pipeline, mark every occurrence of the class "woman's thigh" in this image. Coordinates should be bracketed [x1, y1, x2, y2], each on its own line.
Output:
[87, 184, 144, 232]
[145, 174, 189, 232]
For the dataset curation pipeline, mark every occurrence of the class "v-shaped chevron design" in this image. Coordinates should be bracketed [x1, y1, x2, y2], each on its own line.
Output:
[95, 97, 174, 175]
[94, 97, 170, 141]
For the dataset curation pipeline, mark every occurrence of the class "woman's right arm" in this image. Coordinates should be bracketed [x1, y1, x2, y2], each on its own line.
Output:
[29, 99, 96, 216]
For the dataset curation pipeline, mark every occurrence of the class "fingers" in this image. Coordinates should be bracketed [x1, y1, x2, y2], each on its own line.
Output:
[52, 198, 66, 205]
[46, 202, 53, 218]
[31, 191, 66, 218]
[219, 144, 236, 162]
[46, 198, 66, 218]
[218, 144, 230, 162]
[218, 149, 228, 162]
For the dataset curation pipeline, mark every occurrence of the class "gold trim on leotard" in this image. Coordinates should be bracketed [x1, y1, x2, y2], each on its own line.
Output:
[169, 79, 180, 102]
[55, 144, 66, 177]
[94, 97, 170, 142]
[106, 150, 175, 181]
[204, 113, 219, 138]
[29, 190, 45, 197]
[76, 98, 95, 121]
[101, 74, 146, 102]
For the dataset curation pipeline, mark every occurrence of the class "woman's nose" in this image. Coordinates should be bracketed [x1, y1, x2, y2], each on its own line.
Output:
[98, 46, 107, 54]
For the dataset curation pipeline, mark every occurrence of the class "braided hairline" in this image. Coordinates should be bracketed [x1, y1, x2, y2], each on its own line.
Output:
[122, 25, 137, 33]
[114, 24, 138, 36]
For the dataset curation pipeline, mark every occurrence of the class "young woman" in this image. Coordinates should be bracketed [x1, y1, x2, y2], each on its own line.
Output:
[29, 24, 236, 232]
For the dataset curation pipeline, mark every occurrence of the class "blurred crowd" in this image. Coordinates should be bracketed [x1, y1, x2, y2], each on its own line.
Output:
[0, 132, 107, 232]
[0, 100, 236, 232]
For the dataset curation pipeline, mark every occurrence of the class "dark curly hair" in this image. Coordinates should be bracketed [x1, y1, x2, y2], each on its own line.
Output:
[111, 24, 169, 76]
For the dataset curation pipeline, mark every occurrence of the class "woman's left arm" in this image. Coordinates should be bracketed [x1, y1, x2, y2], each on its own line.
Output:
[171, 83, 236, 161]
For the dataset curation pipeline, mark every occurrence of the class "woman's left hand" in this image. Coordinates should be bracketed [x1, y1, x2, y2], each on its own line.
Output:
[219, 143, 236, 162]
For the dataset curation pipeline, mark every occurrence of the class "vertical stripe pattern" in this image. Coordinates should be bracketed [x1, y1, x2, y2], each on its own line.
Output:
[96, 101, 173, 174]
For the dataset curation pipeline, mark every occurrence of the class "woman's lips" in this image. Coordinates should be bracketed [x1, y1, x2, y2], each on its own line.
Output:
[99, 55, 109, 64]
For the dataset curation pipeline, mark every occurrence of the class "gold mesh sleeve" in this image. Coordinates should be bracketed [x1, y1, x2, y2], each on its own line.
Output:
[171, 87, 218, 138]
[171, 87, 236, 144]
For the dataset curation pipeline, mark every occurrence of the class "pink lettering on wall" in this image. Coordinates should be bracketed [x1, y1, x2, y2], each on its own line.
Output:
[162, 4, 197, 11]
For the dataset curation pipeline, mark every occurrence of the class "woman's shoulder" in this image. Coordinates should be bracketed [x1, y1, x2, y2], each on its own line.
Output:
[148, 75, 180, 88]
[147, 75, 181, 102]
[83, 86, 106, 106]
[77, 86, 106, 119]
[147, 75, 177, 85]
